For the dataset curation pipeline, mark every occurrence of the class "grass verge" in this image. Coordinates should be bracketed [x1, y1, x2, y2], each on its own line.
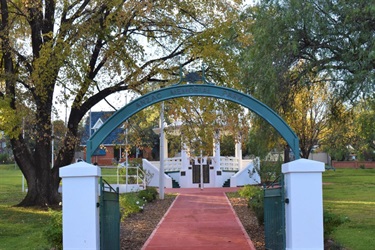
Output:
[323, 168, 375, 249]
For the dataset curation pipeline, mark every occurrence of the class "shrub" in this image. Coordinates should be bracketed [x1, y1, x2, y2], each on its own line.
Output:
[0, 153, 12, 164]
[138, 187, 158, 202]
[146, 187, 158, 199]
[43, 209, 62, 250]
[120, 192, 146, 218]
[324, 210, 349, 239]
[239, 185, 264, 225]
[238, 185, 260, 200]
[249, 188, 264, 225]
[138, 190, 154, 202]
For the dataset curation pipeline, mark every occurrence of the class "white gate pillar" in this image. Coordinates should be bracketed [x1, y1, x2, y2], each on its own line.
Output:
[59, 162, 101, 250]
[282, 159, 325, 250]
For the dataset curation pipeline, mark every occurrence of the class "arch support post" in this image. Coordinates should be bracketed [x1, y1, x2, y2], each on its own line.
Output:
[159, 102, 165, 199]
[59, 162, 101, 249]
[282, 159, 325, 250]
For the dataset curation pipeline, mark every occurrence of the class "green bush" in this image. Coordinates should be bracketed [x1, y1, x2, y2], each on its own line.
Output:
[138, 187, 158, 202]
[249, 188, 264, 225]
[0, 153, 12, 164]
[324, 210, 349, 239]
[120, 192, 146, 218]
[238, 185, 261, 200]
[239, 185, 264, 225]
[146, 187, 158, 199]
[43, 209, 62, 250]
[138, 189, 154, 202]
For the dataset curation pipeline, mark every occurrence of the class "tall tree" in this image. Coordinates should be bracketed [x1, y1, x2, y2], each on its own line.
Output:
[165, 96, 250, 157]
[0, 0, 244, 207]
[242, 0, 375, 107]
[284, 80, 330, 159]
[354, 96, 375, 160]
[239, 0, 374, 159]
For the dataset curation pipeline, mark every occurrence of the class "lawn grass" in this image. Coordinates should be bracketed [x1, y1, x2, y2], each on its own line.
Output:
[1, 164, 374, 249]
[0, 164, 51, 249]
[323, 168, 375, 250]
[0, 164, 147, 249]
[101, 166, 144, 185]
[101, 167, 119, 184]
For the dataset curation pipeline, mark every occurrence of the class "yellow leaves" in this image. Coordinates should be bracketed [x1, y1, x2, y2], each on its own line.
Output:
[0, 98, 22, 138]
[32, 39, 69, 101]
[23, 0, 42, 9]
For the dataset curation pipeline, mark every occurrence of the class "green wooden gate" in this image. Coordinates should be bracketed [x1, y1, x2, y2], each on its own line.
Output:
[264, 177, 285, 250]
[100, 177, 120, 250]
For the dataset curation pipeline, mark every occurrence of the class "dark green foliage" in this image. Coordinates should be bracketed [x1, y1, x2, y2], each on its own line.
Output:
[324, 210, 350, 240]
[238, 185, 261, 199]
[0, 153, 12, 164]
[120, 193, 146, 218]
[220, 135, 235, 156]
[138, 187, 158, 202]
[259, 160, 282, 185]
[43, 209, 62, 250]
[249, 189, 264, 225]
[120, 188, 159, 218]
[146, 187, 158, 200]
[138, 190, 154, 202]
[239, 185, 264, 225]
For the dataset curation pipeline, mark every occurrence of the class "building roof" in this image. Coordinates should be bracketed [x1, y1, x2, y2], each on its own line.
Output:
[81, 111, 124, 147]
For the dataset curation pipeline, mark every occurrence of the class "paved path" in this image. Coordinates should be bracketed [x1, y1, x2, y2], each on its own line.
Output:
[142, 188, 256, 250]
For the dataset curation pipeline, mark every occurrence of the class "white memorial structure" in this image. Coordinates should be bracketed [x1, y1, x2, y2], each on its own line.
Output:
[144, 126, 261, 189]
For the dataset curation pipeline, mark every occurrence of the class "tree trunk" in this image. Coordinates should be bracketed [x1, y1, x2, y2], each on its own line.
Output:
[284, 145, 290, 163]
[17, 168, 60, 207]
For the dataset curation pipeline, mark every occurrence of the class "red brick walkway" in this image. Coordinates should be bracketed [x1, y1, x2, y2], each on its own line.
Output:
[142, 188, 256, 250]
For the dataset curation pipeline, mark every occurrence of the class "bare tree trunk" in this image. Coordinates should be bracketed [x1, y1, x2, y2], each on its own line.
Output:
[284, 144, 290, 163]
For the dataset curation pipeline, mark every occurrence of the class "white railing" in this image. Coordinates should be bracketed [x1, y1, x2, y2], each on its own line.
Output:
[102, 164, 146, 193]
[119, 165, 146, 189]
[220, 156, 240, 171]
[145, 156, 242, 172]
[164, 157, 182, 172]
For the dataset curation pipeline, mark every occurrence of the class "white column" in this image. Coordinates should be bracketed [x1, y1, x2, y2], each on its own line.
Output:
[235, 133, 242, 169]
[59, 162, 101, 250]
[213, 130, 221, 170]
[282, 159, 325, 250]
[181, 143, 189, 170]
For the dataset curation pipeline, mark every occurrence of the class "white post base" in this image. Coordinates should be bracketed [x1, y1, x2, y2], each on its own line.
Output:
[60, 162, 101, 250]
[282, 159, 325, 250]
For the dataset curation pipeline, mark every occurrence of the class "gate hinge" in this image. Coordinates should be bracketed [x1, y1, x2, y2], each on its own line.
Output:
[96, 202, 100, 207]
[285, 198, 290, 204]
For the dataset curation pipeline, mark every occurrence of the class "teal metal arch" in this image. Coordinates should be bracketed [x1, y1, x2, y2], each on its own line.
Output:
[86, 84, 300, 162]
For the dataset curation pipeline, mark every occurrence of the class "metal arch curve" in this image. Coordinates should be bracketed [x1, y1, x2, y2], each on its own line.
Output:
[86, 84, 300, 162]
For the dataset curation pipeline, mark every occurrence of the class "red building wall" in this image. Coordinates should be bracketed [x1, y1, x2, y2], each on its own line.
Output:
[332, 161, 375, 169]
